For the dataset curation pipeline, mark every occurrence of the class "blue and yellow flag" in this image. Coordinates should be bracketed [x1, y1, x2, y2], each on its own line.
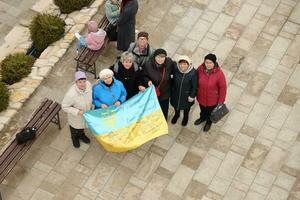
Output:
[83, 85, 168, 152]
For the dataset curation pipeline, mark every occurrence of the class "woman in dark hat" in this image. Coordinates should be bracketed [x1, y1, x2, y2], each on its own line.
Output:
[142, 48, 176, 120]
[194, 53, 227, 132]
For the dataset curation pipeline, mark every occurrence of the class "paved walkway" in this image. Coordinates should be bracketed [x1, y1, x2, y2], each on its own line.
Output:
[0, 0, 39, 45]
[1, 0, 300, 199]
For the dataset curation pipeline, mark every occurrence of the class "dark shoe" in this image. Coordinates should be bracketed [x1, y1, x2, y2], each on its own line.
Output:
[71, 136, 80, 148]
[181, 116, 188, 126]
[194, 118, 205, 125]
[203, 123, 212, 132]
[171, 114, 180, 124]
[79, 133, 90, 144]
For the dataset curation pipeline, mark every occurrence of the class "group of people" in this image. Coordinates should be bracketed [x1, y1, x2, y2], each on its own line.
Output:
[62, 0, 227, 148]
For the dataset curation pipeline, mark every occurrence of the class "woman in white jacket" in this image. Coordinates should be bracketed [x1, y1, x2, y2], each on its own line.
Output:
[62, 71, 92, 148]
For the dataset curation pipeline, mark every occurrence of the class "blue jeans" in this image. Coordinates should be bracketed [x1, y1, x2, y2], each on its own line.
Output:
[76, 36, 87, 52]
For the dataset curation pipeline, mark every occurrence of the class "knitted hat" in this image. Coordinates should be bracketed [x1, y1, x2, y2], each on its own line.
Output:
[87, 21, 98, 33]
[178, 55, 192, 65]
[99, 69, 114, 80]
[154, 48, 167, 57]
[204, 53, 217, 63]
[137, 31, 149, 40]
[75, 71, 87, 81]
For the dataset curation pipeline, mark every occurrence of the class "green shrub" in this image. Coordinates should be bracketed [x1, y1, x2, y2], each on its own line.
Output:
[54, 0, 94, 14]
[0, 82, 9, 112]
[0, 53, 35, 85]
[30, 14, 65, 54]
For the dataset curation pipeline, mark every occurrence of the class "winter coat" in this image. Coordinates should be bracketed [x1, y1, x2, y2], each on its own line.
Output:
[62, 81, 92, 129]
[105, 0, 120, 25]
[117, 0, 138, 51]
[127, 42, 155, 68]
[86, 29, 107, 50]
[92, 77, 127, 109]
[142, 57, 176, 100]
[110, 61, 141, 100]
[196, 63, 226, 107]
[171, 65, 197, 110]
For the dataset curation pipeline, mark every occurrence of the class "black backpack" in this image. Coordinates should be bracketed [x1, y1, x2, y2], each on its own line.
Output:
[16, 127, 37, 144]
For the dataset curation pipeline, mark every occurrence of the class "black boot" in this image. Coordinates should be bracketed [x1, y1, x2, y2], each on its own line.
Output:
[203, 123, 212, 132]
[181, 116, 188, 126]
[71, 132, 80, 148]
[194, 118, 206, 125]
[171, 110, 180, 124]
[79, 132, 90, 144]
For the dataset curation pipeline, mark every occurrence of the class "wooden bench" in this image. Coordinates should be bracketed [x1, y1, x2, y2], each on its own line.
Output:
[75, 15, 110, 78]
[0, 98, 61, 183]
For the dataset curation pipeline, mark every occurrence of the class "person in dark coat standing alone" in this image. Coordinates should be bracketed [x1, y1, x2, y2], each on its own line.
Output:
[117, 0, 138, 51]
[110, 51, 145, 100]
[194, 53, 227, 132]
[142, 48, 176, 120]
[170, 55, 197, 126]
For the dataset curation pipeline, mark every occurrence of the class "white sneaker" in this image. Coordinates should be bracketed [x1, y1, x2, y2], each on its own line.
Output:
[74, 32, 81, 40]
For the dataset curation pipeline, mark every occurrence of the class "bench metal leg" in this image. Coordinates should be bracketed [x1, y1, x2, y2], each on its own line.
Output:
[51, 112, 61, 130]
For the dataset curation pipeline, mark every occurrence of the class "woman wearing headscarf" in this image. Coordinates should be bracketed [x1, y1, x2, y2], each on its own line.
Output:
[92, 68, 127, 109]
[142, 48, 176, 120]
[110, 51, 145, 100]
[194, 53, 227, 132]
[117, 0, 139, 51]
[62, 71, 92, 148]
[170, 55, 197, 126]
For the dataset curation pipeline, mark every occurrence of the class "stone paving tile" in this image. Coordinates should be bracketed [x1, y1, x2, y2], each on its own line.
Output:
[2, 0, 300, 199]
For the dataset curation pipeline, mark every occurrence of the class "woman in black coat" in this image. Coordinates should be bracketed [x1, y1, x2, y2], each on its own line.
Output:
[170, 55, 197, 126]
[110, 51, 144, 100]
[142, 48, 176, 120]
[117, 0, 138, 51]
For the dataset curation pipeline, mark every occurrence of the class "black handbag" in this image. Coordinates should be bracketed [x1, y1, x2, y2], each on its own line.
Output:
[210, 103, 229, 123]
[16, 127, 37, 144]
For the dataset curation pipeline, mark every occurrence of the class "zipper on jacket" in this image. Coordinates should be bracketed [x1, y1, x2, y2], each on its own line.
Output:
[177, 73, 185, 110]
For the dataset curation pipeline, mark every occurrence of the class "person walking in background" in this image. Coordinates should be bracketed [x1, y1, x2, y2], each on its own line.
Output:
[105, 0, 120, 41]
[110, 51, 145, 100]
[142, 48, 176, 120]
[62, 71, 92, 148]
[75, 20, 106, 53]
[127, 31, 155, 68]
[105, 0, 120, 25]
[92, 69, 127, 109]
[170, 55, 197, 126]
[194, 53, 226, 132]
[117, 0, 138, 51]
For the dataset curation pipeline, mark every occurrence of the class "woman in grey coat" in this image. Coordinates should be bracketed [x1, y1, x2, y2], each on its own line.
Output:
[117, 0, 138, 51]
[170, 55, 197, 126]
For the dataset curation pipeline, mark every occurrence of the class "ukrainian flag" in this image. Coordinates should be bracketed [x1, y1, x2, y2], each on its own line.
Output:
[83, 85, 168, 152]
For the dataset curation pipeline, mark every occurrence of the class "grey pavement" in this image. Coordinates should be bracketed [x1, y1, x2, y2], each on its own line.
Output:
[1, 0, 300, 199]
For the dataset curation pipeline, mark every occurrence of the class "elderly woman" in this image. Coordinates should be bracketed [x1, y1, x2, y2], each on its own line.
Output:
[110, 51, 145, 100]
[62, 71, 92, 148]
[142, 48, 176, 120]
[170, 55, 197, 126]
[194, 53, 227, 132]
[92, 68, 127, 109]
[127, 31, 155, 68]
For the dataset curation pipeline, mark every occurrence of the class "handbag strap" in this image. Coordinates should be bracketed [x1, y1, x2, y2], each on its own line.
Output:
[157, 67, 166, 88]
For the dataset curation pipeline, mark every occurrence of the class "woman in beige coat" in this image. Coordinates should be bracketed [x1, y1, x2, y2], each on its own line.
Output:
[62, 71, 92, 148]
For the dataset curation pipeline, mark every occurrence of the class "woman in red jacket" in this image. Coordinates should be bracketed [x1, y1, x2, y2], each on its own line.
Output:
[194, 53, 226, 132]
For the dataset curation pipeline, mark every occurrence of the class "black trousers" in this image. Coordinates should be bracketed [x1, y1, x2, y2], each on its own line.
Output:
[174, 108, 190, 118]
[159, 98, 169, 120]
[69, 126, 84, 137]
[200, 104, 217, 125]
